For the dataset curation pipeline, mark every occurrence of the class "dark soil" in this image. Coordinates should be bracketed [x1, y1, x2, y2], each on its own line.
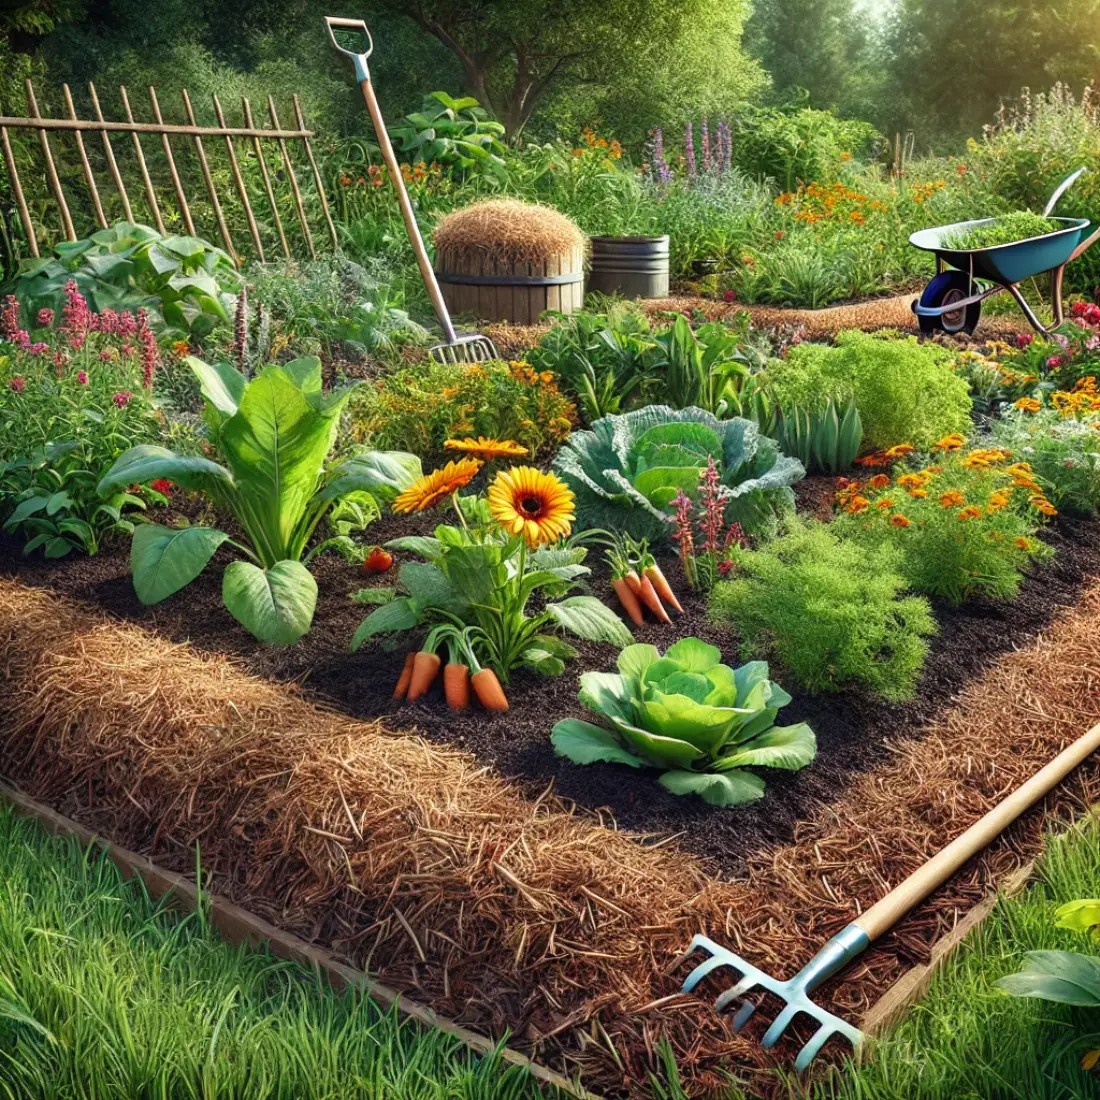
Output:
[5, 496, 1100, 879]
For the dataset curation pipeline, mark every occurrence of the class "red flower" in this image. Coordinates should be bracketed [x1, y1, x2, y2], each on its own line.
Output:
[1017, 333, 1033, 349]
[8, 376, 25, 392]
[112, 391, 132, 408]
[150, 478, 173, 495]
[723, 288, 736, 303]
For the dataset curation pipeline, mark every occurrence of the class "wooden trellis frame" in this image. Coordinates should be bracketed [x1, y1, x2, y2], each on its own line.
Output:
[0, 79, 339, 266]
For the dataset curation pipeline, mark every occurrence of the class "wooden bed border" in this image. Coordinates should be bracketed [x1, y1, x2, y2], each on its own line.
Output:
[0, 781, 595, 1100]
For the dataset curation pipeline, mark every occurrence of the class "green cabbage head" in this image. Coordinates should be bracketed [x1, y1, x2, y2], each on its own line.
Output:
[551, 638, 816, 807]
[552, 405, 803, 544]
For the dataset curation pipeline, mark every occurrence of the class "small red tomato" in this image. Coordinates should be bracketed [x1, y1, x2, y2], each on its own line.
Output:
[362, 546, 393, 574]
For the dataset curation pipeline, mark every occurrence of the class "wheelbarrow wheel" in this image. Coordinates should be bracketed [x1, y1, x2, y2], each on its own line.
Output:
[916, 271, 982, 335]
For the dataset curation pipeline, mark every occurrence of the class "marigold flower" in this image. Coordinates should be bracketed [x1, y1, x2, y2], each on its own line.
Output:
[889, 514, 912, 528]
[487, 466, 575, 547]
[939, 490, 965, 508]
[932, 433, 966, 452]
[876, 497, 895, 510]
[908, 488, 928, 498]
[956, 505, 982, 521]
[1030, 495, 1058, 516]
[393, 458, 482, 513]
[845, 495, 871, 514]
[1015, 537, 1032, 550]
[868, 474, 891, 489]
[1014, 396, 1042, 413]
[444, 436, 529, 461]
[897, 472, 930, 489]
[884, 443, 915, 458]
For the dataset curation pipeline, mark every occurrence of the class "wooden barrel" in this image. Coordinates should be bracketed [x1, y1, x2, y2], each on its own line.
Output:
[587, 235, 670, 299]
[434, 243, 586, 324]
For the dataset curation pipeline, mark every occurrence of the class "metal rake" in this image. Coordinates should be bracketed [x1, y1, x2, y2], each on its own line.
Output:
[325, 16, 499, 365]
[680, 720, 1100, 1070]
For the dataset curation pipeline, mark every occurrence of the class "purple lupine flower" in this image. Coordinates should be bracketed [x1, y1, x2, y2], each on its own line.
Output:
[701, 118, 711, 173]
[719, 120, 732, 174]
[684, 121, 696, 178]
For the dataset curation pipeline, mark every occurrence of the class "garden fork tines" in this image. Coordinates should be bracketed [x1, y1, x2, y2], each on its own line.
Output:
[680, 720, 1100, 1072]
[325, 16, 499, 366]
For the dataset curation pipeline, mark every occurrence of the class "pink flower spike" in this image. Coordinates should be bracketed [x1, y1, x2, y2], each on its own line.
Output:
[1047, 355, 1063, 369]
[1, 295, 20, 338]
[29, 342, 48, 356]
[112, 391, 132, 408]
[36, 307, 54, 328]
[76, 370, 88, 384]
[9, 376, 25, 393]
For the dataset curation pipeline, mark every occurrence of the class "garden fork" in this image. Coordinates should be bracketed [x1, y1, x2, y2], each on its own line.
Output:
[325, 16, 499, 365]
[681, 720, 1100, 1071]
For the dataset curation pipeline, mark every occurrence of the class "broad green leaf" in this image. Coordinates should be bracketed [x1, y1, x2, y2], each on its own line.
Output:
[551, 719, 645, 768]
[319, 451, 420, 505]
[1055, 899, 1100, 935]
[717, 723, 817, 771]
[659, 671, 713, 704]
[520, 647, 565, 677]
[384, 535, 443, 559]
[616, 643, 661, 680]
[98, 445, 232, 496]
[578, 671, 633, 724]
[45, 490, 73, 515]
[399, 561, 465, 611]
[641, 691, 740, 753]
[351, 587, 396, 606]
[658, 769, 767, 806]
[544, 597, 633, 646]
[222, 560, 318, 645]
[218, 362, 349, 560]
[188, 357, 245, 421]
[665, 637, 722, 673]
[996, 951, 1100, 1006]
[131, 524, 228, 605]
[610, 718, 705, 770]
[349, 597, 420, 651]
[632, 466, 706, 509]
[3, 496, 50, 527]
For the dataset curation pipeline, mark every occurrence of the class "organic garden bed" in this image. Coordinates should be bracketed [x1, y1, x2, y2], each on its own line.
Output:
[2, 564, 1100, 1098]
[5, 506, 1100, 878]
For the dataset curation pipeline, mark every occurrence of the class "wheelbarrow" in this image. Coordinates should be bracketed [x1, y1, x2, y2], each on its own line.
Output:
[910, 168, 1100, 336]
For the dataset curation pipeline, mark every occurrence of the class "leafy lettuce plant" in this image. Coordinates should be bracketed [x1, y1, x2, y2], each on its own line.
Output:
[98, 356, 418, 645]
[551, 639, 815, 807]
[350, 497, 631, 679]
[553, 405, 803, 544]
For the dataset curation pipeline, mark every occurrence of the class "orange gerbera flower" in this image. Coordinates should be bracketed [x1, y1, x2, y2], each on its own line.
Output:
[940, 490, 965, 508]
[444, 436, 529, 461]
[487, 466, 575, 547]
[393, 458, 482, 513]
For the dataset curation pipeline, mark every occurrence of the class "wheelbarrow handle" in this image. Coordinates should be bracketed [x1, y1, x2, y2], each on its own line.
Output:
[1044, 167, 1087, 217]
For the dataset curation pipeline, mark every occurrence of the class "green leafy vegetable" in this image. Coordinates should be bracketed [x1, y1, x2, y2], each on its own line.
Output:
[551, 638, 815, 807]
[99, 356, 418, 644]
[553, 404, 803, 544]
[941, 212, 1064, 251]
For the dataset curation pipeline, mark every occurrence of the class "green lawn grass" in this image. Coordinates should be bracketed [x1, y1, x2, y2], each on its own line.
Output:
[0, 803, 551, 1100]
[820, 813, 1100, 1100]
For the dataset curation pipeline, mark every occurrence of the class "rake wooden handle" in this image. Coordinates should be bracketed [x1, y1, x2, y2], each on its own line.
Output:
[853, 722, 1100, 941]
[354, 76, 458, 344]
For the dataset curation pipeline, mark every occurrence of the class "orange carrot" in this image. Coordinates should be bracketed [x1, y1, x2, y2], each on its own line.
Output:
[611, 576, 645, 626]
[471, 668, 509, 712]
[393, 652, 416, 700]
[407, 651, 442, 701]
[443, 663, 470, 710]
[636, 572, 672, 624]
[644, 564, 683, 614]
[623, 569, 644, 596]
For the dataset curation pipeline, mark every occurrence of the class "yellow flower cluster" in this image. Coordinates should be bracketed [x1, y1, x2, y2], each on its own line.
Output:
[1012, 376, 1100, 420]
[775, 181, 884, 225]
[910, 179, 948, 204]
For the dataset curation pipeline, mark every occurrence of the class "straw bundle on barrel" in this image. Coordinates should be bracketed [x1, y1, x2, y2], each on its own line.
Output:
[433, 199, 587, 324]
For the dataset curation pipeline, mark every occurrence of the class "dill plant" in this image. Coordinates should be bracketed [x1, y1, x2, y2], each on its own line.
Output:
[709, 519, 935, 701]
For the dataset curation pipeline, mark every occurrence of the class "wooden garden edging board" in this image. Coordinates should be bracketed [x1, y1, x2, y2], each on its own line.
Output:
[0, 780, 595, 1100]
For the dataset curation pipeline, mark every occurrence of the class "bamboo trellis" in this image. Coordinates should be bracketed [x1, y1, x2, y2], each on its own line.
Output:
[0, 78, 339, 266]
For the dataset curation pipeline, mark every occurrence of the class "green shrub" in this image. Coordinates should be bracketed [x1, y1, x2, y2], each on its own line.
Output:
[832, 448, 1054, 606]
[710, 519, 936, 701]
[346, 358, 576, 461]
[764, 331, 972, 452]
[390, 92, 507, 179]
[10, 222, 240, 338]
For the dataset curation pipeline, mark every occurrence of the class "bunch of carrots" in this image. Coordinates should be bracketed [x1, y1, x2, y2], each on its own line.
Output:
[595, 532, 683, 627]
[392, 624, 509, 712]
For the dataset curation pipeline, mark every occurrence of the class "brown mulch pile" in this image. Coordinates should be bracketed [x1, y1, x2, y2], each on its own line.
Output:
[2, 577, 1100, 1097]
[484, 295, 1026, 359]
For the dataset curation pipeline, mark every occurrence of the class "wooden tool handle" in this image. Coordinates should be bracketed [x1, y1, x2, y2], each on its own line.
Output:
[854, 722, 1100, 941]
[356, 78, 457, 343]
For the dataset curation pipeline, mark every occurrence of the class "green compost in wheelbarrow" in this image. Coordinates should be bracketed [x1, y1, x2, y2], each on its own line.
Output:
[909, 216, 1088, 284]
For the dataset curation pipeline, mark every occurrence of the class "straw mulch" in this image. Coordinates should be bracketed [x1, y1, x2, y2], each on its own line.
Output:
[2, 576, 1100, 1098]
[433, 199, 587, 266]
[483, 295, 1025, 360]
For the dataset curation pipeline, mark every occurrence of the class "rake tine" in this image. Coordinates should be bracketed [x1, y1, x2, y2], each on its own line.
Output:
[682, 952, 735, 993]
[731, 999, 758, 1031]
[714, 974, 759, 1011]
[761, 1003, 800, 1049]
[795, 1023, 838, 1073]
